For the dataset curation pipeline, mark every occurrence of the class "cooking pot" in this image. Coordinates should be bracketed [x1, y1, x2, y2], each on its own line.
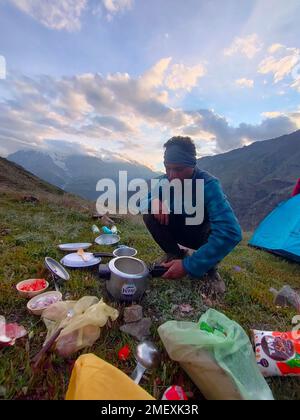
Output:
[99, 256, 149, 302]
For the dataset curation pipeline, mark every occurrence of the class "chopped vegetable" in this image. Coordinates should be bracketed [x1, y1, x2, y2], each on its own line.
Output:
[19, 279, 47, 292]
[30, 295, 60, 310]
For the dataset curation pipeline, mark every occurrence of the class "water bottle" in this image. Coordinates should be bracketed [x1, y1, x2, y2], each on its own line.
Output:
[102, 226, 112, 234]
[92, 225, 100, 234]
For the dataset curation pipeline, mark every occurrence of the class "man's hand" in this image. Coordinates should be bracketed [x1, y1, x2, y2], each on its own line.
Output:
[152, 198, 169, 225]
[162, 259, 187, 279]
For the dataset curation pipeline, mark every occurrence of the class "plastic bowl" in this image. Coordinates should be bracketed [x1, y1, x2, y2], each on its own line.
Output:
[16, 279, 49, 298]
[27, 291, 62, 316]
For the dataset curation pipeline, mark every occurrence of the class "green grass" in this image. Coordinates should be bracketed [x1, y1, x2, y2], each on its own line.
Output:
[0, 192, 300, 400]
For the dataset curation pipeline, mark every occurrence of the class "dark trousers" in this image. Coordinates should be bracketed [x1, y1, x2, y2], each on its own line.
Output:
[143, 213, 211, 257]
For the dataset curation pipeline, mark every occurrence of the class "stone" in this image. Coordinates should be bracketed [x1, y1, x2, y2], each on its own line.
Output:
[120, 318, 152, 341]
[0, 228, 11, 236]
[201, 271, 226, 299]
[123, 305, 143, 323]
[211, 276, 226, 295]
[22, 195, 39, 203]
[101, 214, 115, 225]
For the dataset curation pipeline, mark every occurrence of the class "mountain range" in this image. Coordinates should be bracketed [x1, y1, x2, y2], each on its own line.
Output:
[8, 151, 158, 201]
[6, 129, 300, 230]
[197, 129, 300, 230]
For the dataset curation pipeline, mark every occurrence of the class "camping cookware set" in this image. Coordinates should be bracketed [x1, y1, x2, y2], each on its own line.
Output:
[45, 235, 168, 303]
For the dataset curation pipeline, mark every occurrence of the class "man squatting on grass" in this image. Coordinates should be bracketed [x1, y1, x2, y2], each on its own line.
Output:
[143, 136, 242, 289]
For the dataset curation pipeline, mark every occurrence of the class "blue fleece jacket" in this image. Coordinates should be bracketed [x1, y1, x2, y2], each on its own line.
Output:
[182, 169, 242, 277]
[142, 168, 243, 278]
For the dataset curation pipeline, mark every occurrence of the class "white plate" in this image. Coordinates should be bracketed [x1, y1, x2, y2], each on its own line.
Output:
[58, 243, 92, 252]
[61, 253, 101, 268]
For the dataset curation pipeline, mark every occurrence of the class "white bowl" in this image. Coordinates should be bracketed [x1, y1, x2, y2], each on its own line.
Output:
[16, 279, 49, 298]
[27, 291, 62, 316]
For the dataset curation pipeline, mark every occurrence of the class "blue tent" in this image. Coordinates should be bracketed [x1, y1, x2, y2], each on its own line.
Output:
[249, 194, 300, 262]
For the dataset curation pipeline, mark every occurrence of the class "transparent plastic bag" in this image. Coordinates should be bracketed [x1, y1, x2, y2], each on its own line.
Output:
[158, 309, 274, 400]
[42, 296, 119, 357]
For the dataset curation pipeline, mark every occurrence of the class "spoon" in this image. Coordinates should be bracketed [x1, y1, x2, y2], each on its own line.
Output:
[77, 248, 88, 262]
[131, 341, 160, 384]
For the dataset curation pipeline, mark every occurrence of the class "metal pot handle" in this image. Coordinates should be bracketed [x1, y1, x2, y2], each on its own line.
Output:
[150, 264, 168, 277]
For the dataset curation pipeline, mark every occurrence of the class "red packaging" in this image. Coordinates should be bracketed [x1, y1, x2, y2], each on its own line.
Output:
[162, 385, 188, 400]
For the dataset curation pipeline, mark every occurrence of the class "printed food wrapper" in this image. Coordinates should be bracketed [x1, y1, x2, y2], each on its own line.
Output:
[253, 330, 300, 377]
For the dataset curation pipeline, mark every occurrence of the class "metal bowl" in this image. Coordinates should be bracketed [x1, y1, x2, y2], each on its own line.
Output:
[113, 247, 137, 257]
[95, 234, 120, 246]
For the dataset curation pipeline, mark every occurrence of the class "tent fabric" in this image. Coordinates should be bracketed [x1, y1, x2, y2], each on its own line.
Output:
[292, 178, 300, 197]
[65, 354, 155, 400]
[249, 194, 300, 263]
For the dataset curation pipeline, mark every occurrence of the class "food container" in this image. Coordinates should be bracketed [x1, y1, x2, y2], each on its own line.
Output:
[16, 279, 49, 298]
[27, 291, 62, 316]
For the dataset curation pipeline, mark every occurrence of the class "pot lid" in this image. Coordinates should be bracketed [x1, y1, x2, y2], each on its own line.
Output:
[45, 257, 70, 281]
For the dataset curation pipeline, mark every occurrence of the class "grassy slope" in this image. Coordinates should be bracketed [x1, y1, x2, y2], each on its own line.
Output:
[0, 157, 64, 196]
[0, 192, 300, 400]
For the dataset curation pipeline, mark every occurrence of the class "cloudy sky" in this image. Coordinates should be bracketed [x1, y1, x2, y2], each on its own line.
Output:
[0, 0, 300, 169]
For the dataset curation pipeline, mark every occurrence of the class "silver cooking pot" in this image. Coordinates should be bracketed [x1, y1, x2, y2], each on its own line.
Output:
[100, 256, 150, 302]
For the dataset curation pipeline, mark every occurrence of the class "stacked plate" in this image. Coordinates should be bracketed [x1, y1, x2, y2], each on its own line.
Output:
[58, 243, 92, 252]
[61, 252, 101, 268]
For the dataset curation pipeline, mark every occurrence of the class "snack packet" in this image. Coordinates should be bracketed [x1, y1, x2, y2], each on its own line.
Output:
[253, 330, 300, 377]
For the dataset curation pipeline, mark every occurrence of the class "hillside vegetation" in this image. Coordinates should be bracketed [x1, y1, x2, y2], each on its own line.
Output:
[0, 158, 300, 400]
